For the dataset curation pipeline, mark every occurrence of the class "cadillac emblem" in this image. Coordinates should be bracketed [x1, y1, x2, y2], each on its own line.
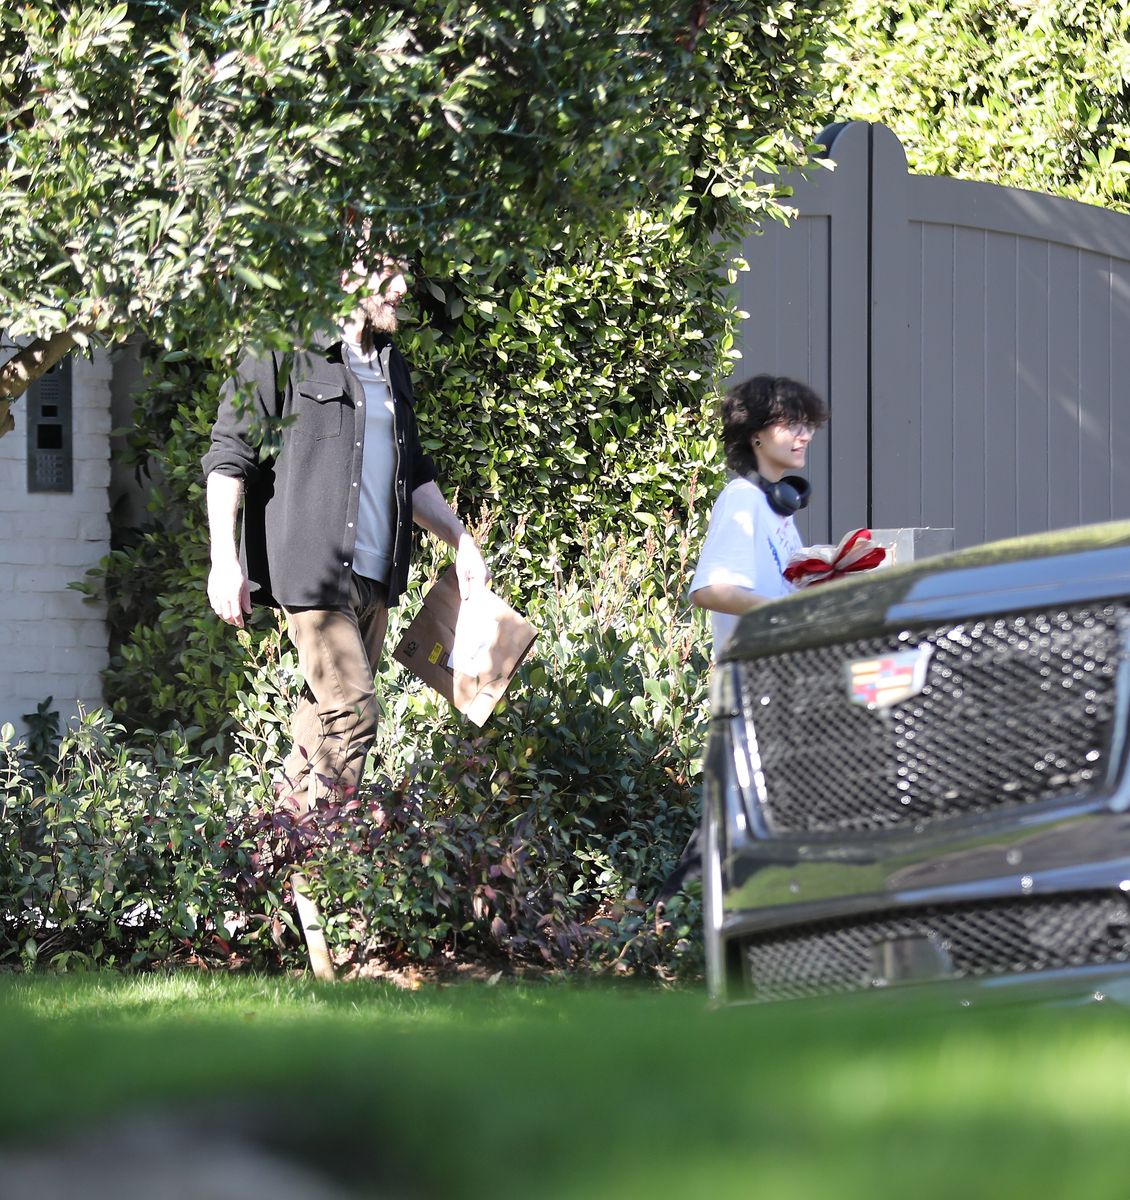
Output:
[845, 644, 934, 710]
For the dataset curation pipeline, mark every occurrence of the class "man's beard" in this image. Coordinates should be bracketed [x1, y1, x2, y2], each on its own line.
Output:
[356, 295, 399, 352]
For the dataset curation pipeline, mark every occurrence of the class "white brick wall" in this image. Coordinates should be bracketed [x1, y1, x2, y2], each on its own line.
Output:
[0, 348, 111, 736]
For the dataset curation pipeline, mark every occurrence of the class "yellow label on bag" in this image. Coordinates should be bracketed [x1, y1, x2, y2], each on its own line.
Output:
[428, 641, 446, 665]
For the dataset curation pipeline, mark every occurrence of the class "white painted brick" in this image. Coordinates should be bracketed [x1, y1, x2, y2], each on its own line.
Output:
[80, 397, 111, 430]
[67, 622, 95, 648]
[79, 512, 111, 540]
[2, 495, 66, 520]
[2, 542, 47, 565]
[73, 444, 111, 467]
[0, 700, 40, 732]
[75, 353, 113, 385]
[73, 460, 111, 490]
[24, 675, 64, 694]
[6, 590, 50, 619]
[77, 414, 111, 439]
[73, 483, 111, 507]
[41, 591, 102, 619]
[0, 620, 74, 647]
[4, 646, 50, 673]
[76, 396, 113, 429]
[50, 623, 81, 649]
[78, 622, 109, 649]
[76, 425, 111, 449]
[4, 512, 81, 539]
[23, 595, 59, 619]
[51, 645, 97, 674]
[15, 565, 83, 591]
[56, 668, 96, 696]
[75, 373, 111, 394]
[73, 672, 108, 697]
[75, 362, 112, 392]
[0, 592, 42, 620]
[49, 540, 107, 568]
[1, 493, 32, 516]
[25, 489, 73, 509]
[74, 411, 113, 439]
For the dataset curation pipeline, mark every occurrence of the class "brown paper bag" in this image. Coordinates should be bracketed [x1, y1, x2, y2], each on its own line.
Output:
[392, 566, 536, 726]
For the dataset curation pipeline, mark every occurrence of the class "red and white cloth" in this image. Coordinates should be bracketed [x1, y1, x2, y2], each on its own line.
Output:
[784, 528, 886, 588]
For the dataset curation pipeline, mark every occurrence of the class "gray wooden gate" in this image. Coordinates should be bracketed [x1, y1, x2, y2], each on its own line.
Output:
[734, 121, 1130, 550]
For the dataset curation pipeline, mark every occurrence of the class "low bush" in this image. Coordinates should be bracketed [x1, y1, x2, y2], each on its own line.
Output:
[0, 718, 258, 972]
[3, 533, 709, 980]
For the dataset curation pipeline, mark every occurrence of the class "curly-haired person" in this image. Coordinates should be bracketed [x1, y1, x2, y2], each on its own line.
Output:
[690, 374, 828, 654]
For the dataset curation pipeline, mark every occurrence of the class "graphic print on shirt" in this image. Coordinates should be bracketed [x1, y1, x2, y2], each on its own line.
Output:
[766, 512, 802, 578]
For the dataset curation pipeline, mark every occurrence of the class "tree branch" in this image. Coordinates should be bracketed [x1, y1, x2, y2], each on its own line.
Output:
[0, 330, 84, 438]
[679, 0, 713, 50]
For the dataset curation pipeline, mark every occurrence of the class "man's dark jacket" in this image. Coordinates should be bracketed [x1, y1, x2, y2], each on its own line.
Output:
[201, 335, 436, 609]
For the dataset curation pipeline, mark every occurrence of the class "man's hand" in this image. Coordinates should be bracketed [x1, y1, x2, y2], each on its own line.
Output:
[208, 558, 252, 628]
[455, 532, 491, 601]
[205, 472, 250, 628]
[411, 481, 492, 600]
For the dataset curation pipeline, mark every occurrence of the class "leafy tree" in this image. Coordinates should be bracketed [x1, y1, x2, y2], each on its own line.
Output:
[43, 0, 835, 736]
[823, 0, 1130, 211]
[7, 0, 836, 972]
[0, 0, 829, 434]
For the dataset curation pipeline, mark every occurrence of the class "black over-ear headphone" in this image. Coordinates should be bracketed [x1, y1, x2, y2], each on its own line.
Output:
[755, 473, 811, 517]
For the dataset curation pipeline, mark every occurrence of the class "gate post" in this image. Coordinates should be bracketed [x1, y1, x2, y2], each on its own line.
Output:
[871, 527, 954, 566]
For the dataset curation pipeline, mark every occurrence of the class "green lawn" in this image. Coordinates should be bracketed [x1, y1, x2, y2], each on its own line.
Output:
[1, 972, 1127, 1198]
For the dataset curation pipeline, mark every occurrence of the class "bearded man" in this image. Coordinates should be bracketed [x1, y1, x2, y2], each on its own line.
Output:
[202, 258, 489, 809]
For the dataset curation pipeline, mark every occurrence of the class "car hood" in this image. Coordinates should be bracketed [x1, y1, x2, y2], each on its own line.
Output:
[721, 520, 1130, 662]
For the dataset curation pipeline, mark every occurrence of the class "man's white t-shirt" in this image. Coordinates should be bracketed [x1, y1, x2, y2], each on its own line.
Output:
[689, 476, 803, 653]
[343, 337, 397, 583]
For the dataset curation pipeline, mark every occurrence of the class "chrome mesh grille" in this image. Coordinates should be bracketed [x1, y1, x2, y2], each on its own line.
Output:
[739, 606, 1125, 836]
[743, 892, 1130, 1002]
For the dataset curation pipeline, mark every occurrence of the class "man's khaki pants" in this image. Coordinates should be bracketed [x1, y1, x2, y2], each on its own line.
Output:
[280, 573, 389, 811]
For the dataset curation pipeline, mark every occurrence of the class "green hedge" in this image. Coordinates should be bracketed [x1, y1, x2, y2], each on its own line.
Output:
[5, 542, 708, 977]
[824, 0, 1130, 212]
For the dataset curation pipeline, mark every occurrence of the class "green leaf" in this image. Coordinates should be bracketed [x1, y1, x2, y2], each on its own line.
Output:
[231, 265, 265, 290]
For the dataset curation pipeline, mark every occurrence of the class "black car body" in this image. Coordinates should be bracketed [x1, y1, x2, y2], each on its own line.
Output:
[702, 521, 1130, 1004]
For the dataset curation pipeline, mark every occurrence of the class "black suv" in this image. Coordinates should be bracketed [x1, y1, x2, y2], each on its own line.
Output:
[702, 522, 1130, 1003]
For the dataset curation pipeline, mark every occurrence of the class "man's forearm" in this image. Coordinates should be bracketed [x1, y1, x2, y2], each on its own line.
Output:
[411, 480, 467, 547]
[207, 471, 244, 562]
[411, 479, 490, 598]
[206, 471, 252, 627]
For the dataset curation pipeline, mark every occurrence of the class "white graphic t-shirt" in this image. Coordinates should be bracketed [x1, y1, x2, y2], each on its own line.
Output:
[689, 476, 802, 654]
